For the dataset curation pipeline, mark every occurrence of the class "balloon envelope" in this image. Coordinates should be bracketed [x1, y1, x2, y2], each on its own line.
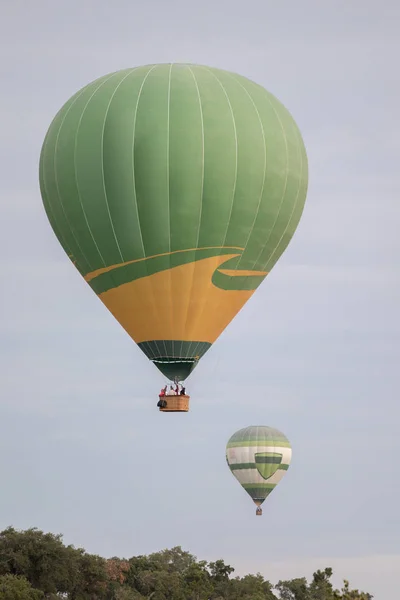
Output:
[226, 425, 292, 507]
[39, 64, 308, 381]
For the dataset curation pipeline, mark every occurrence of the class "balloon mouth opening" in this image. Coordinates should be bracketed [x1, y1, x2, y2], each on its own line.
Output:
[153, 359, 196, 364]
[151, 359, 199, 382]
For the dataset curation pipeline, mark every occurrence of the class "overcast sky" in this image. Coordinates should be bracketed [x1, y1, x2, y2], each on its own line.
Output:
[1, 1, 399, 598]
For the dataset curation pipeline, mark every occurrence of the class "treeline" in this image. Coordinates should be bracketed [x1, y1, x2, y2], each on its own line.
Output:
[0, 527, 372, 600]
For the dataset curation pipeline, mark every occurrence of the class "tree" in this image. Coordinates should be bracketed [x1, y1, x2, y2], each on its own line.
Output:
[275, 577, 309, 600]
[208, 559, 235, 582]
[309, 568, 334, 600]
[105, 558, 130, 600]
[183, 561, 212, 600]
[67, 549, 107, 600]
[231, 573, 275, 599]
[208, 559, 236, 599]
[0, 527, 374, 600]
[334, 580, 373, 600]
[148, 547, 196, 574]
[114, 588, 145, 600]
[132, 569, 185, 600]
[0, 574, 43, 600]
[0, 527, 73, 596]
[105, 558, 130, 585]
[0, 527, 109, 600]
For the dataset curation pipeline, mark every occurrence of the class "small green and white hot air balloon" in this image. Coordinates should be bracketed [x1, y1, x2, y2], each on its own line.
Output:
[226, 426, 292, 516]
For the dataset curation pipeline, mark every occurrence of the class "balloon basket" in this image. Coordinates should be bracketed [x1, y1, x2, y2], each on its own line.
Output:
[159, 395, 190, 412]
[256, 507, 262, 516]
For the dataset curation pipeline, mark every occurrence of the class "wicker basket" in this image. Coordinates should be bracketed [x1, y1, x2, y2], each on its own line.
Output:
[159, 394, 190, 412]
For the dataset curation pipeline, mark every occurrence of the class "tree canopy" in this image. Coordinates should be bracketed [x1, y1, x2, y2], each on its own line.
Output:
[0, 527, 372, 600]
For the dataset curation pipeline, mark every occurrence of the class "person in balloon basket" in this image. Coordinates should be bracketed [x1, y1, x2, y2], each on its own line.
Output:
[157, 384, 187, 407]
[157, 386, 168, 409]
[157, 398, 167, 408]
[157, 384, 177, 408]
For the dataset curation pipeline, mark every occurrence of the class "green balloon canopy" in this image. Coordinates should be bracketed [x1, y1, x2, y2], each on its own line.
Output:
[39, 64, 308, 382]
[226, 425, 292, 515]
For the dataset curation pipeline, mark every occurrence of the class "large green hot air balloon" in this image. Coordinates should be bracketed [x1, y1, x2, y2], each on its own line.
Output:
[39, 64, 308, 384]
[226, 426, 292, 515]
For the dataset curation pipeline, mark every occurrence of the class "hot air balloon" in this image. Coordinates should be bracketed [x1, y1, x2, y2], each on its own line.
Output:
[39, 64, 308, 411]
[226, 426, 292, 515]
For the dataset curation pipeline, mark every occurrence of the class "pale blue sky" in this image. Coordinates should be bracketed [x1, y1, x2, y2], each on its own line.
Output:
[1, 1, 399, 598]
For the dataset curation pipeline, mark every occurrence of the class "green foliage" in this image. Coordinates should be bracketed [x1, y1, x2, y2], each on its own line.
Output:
[334, 580, 373, 600]
[0, 574, 43, 600]
[0, 527, 373, 600]
[309, 568, 335, 599]
[275, 569, 373, 600]
[0, 527, 73, 595]
[275, 577, 309, 600]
